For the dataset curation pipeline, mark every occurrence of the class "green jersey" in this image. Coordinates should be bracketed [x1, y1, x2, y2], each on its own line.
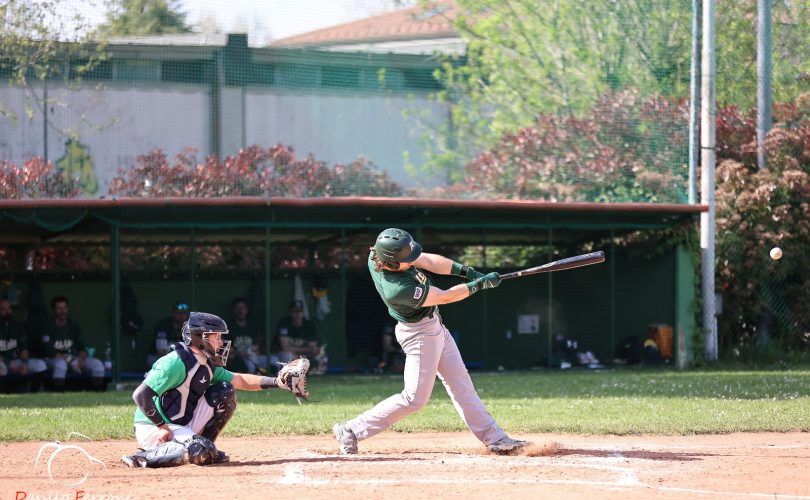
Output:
[272, 316, 317, 351]
[133, 344, 233, 426]
[0, 317, 26, 360]
[368, 252, 436, 323]
[40, 318, 84, 357]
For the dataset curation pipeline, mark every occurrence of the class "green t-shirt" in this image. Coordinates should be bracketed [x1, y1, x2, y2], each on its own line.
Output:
[133, 351, 234, 425]
[230, 321, 263, 353]
[368, 252, 436, 323]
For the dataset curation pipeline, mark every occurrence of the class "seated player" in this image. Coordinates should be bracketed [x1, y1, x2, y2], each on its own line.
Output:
[121, 311, 308, 468]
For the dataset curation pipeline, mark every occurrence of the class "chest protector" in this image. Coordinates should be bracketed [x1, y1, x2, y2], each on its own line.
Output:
[160, 343, 215, 425]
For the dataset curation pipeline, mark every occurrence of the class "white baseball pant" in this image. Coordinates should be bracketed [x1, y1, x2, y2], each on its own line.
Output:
[134, 398, 215, 450]
[343, 314, 507, 446]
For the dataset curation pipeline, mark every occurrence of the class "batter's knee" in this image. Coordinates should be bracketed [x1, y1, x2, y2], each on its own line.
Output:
[401, 388, 431, 410]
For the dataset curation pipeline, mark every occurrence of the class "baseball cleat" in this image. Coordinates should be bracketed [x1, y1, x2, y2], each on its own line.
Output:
[121, 454, 147, 468]
[333, 423, 358, 455]
[487, 436, 530, 454]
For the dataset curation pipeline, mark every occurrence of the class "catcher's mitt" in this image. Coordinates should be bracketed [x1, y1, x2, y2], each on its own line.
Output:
[277, 357, 310, 400]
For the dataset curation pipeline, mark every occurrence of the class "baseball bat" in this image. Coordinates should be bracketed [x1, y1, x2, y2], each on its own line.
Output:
[500, 251, 605, 280]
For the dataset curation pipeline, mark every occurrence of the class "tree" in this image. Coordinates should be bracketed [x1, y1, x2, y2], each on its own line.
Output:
[412, 0, 809, 182]
[435, 90, 688, 203]
[716, 1, 810, 109]
[410, 0, 692, 181]
[96, 0, 191, 36]
[0, 0, 107, 123]
[715, 92, 810, 353]
[0, 157, 78, 199]
[107, 144, 405, 198]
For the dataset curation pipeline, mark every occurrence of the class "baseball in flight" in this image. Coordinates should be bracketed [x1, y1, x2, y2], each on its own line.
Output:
[770, 247, 783, 260]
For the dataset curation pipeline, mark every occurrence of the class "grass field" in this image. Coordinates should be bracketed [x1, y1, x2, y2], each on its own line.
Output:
[1, 368, 809, 442]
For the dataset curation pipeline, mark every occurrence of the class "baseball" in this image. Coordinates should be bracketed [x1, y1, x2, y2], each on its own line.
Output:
[770, 247, 783, 260]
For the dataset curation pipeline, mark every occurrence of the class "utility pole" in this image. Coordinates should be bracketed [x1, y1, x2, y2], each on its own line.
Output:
[756, 0, 772, 171]
[700, 0, 717, 361]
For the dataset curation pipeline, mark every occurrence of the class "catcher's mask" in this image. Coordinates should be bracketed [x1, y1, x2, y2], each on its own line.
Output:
[182, 312, 231, 367]
[372, 228, 422, 268]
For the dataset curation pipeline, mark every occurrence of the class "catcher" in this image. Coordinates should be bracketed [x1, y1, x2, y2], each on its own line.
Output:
[121, 311, 308, 468]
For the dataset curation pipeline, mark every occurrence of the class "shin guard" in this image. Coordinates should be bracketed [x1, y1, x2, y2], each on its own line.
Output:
[201, 382, 237, 442]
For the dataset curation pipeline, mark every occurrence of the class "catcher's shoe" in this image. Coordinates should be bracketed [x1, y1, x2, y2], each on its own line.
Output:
[121, 454, 147, 468]
[213, 450, 230, 464]
[333, 423, 358, 455]
[487, 436, 530, 454]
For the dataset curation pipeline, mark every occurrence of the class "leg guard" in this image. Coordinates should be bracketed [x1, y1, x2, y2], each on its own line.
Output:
[201, 382, 237, 442]
[128, 435, 218, 468]
[133, 440, 188, 468]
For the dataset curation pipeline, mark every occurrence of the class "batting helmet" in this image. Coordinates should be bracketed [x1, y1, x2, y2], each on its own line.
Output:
[182, 312, 231, 367]
[373, 228, 422, 267]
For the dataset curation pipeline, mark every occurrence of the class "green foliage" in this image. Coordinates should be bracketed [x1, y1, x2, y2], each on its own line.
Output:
[96, 0, 191, 36]
[1, 369, 809, 441]
[716, 1, 810, 108]
[456, 245, 553, 268]
[0, 0, 107, 124]
[414, 0, 810, 180]
[415, 0, 692, 177]
[55, 138, 98, 195]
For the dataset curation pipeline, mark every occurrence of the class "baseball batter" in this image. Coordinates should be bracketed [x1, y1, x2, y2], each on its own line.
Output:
[333, 228, 529, 454]
[121, 311, 308, 468]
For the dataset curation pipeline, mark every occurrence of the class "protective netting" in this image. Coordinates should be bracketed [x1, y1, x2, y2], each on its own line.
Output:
[0, 0, 712, 202]
[2, 1, 808, 203]
[2, 0, 810, 371]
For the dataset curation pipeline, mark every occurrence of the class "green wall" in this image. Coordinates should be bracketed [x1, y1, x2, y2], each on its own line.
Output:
[2, 246, 686, 374]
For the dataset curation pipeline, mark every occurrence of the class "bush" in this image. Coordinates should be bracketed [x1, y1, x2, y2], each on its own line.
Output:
[437, 90, 688, 203]
[107, 144, 405, 198]
[715, 92, 810, 353]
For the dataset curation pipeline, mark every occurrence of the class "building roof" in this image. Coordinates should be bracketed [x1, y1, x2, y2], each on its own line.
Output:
[270, 1, 460, 49]
[0, 196, 705, 247]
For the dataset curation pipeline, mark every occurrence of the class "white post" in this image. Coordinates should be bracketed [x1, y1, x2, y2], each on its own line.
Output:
[688, 0, 701, 204]
[700, 0, 717, 361]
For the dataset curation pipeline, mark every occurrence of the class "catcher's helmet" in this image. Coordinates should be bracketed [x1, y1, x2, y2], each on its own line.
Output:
[373, 228, 422, 267]
[182, 312, 231, 367]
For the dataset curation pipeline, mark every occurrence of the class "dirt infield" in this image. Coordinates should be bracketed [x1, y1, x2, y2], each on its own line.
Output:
[2, 432, 809, 499]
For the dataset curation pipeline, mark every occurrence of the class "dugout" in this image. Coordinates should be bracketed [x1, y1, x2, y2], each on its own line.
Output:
[0, 197, 704, 381]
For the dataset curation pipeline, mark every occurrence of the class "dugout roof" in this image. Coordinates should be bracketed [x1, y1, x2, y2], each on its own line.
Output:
[0, 197, 706, 247]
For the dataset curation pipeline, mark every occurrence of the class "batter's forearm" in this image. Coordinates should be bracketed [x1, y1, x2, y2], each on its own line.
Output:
[414, 253, 454, 274]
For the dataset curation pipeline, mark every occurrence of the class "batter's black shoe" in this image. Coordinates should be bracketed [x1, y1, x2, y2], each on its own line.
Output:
[333, 423, 358, 455]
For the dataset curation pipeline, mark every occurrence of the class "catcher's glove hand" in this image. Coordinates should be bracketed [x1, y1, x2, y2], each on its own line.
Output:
[277, 357, 310, 400]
